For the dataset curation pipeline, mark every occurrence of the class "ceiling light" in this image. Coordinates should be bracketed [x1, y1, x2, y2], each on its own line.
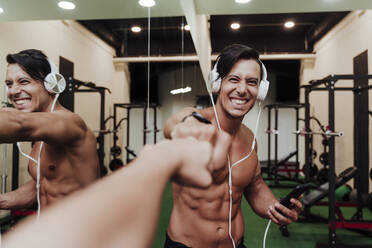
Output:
[58, 1, 76, 10]
[139, 0, 156, 7]
[235, 0, 252, 3]
[230, 23, 240, 30]
[131, 26, 141, 33]
[0, 8, 3, 14]
[184, 24, 190, 31]
[170, 86, 192, 95]
[284, 21, 295, 28]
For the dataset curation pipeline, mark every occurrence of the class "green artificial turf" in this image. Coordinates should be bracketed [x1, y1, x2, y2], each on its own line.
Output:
[152, 182, 372, 248]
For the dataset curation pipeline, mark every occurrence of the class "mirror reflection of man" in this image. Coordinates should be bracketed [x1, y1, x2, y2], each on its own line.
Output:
[163, 44, 302, 248]
[0, 49, 99, 210]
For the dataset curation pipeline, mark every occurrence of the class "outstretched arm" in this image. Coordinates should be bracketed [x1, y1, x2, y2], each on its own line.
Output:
[0, 108, 86, 145]
[165, 107, 227, 178]
[163, 107, 197, 139]
[4, 135, 231, 248]
[0, 180, 36, 209]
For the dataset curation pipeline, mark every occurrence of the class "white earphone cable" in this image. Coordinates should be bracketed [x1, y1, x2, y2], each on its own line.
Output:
[263, 220, 272, 248]
[207, 91, 263, 248]
[231, 101, 262, 168]
[17, 93, 60, 218]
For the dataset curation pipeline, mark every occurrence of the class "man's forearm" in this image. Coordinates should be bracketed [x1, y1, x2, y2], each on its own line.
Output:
[0, 180, 36, 209]
[163, 107, 196, 139]
[4, 143, 180, 248]
[0, 109, 25, 143]
[246, 177, 278, 218]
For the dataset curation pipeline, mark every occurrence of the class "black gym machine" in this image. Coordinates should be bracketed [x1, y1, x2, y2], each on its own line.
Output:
[263, 103, 305, 187]
[300, 72, 372, 248]
[263, 102, 336, 187]
[67, 77, 111, 176]
[109, 103, 158, 171]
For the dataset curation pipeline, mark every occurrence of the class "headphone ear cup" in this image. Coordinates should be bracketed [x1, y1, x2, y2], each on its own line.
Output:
[257, 79, 269, 101]
[206, 59, 222, 94]
[208, 66, 221, 94]
[207, 71, 215, 93]
[211, 77, 221, 93]
[44, 72, 66, 94]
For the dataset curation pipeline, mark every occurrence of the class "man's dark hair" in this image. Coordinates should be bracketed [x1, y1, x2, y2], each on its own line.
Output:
[215, 44, 262, 81]
[6, 49, 51, 82]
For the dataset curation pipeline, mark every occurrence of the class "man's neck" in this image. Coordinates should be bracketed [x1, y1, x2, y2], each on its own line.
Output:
[212, 104, 243, 136]
[42, 98, 62, 112]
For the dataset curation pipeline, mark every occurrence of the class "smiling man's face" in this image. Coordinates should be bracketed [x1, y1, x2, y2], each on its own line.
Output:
[217, 58, 261, 119]
[5, 63, 51, 112]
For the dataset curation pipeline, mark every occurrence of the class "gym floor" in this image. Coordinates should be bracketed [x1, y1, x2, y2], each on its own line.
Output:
[153, 182, 372, 248]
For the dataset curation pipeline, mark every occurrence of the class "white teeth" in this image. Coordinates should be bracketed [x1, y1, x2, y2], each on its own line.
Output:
[231, 99, 247, 105]
[15, 99, 31, 105]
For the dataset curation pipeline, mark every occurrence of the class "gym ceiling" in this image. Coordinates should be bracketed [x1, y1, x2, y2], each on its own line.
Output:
[1, 0, 371, 57]
[1, 0, 371, 80]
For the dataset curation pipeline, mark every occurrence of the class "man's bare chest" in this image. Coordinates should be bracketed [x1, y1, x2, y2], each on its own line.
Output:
[28, 142, 67, 181]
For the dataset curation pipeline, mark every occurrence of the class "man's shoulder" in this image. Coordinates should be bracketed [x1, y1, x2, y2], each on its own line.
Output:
[53, 109, 88, 132]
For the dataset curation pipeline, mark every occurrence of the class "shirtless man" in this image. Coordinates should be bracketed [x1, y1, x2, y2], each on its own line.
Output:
[164, 44, 302, 248]
[0, 49, 99, 210]
[4, 133, 232, 248]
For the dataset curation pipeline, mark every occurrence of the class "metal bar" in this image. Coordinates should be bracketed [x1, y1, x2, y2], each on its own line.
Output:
[143, 107, 147, 145]
[295, 108, 299, 175]
[274, 106, 278, 184]
[264, 103, 306, 109]
[127, 108, 131, 164]
[303, 74, 372, 90]
[113, 53, 317, 64]
[310, 87, 355, 91]
[2, 144, 7, 194]
[113, 104, 118, 160]
[2, 90, 7, 194]
[331, 74, 372, 81]
[304, 88, 311, 182]
[292, 130, 344, 137]
[154, 106, 157, 144]
[11, 144, 19, 190]
[267, 106, 271, 179]
[328, 80, 337, 248]
[75, 89, 97, 93]
[98, 89, 105, 176]
[114, 103, 157, 109]
[353, 52, 370, 211]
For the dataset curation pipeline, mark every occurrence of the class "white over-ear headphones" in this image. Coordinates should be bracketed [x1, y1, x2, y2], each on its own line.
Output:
[44, 59, 66, 94]
[207, 58, 270, 101]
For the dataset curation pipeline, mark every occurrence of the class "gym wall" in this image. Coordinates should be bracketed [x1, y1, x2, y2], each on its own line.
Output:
[300, 10, 372, 191]
[0, 20, 130, 202]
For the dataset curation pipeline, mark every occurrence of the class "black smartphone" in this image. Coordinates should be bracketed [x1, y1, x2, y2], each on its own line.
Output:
[280, 183, 312, 208]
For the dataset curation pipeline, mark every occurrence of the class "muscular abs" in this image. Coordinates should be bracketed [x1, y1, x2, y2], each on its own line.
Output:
[168, 147, 258, 248]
